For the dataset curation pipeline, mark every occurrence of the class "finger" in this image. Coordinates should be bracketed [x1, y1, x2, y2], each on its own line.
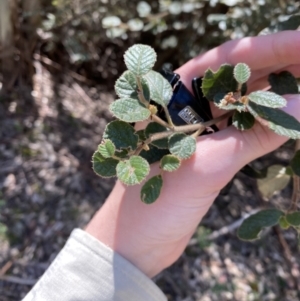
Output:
[175, 31, 300, 91]
[168, 94, 300, 198]
[249, 64, 300, 92]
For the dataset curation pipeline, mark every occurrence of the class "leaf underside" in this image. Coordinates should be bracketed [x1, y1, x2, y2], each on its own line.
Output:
[124, 44, 157, 76]
[115, 70, 150, 101]
[98, 139, 115, 158]
[110, 97, 151, 122]
[116, 156, 150, 185]
[168, 133, 196, 160]
[143, 70, 173, 106]
[160, 154, 181, 172]
[234, 63, 251, 84]
[248, 91, 287, 108]
[247, 102, 300, 139]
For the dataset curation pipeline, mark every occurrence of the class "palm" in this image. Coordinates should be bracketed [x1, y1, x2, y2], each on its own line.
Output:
[86, 31, 300, 277]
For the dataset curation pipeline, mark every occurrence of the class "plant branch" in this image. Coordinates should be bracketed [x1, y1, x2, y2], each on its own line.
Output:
[136, 76, 149, 107]
[151, 114, 174, 129]
[162, 105, 175, 127]
[148, 111, 233, 143]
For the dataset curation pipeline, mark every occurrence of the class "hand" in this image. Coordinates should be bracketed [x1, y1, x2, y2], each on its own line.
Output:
[85, 31, 300, 278]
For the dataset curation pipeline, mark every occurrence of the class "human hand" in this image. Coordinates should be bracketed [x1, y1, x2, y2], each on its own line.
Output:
[85, 31, 300, 278]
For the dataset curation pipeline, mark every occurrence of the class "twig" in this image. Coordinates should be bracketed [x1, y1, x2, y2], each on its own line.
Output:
[136, 76, 149, 107]
[33, 53, 91, 84]
[0, 261, 12, 276]
[274, 226, 298, 289]
[188, 209, 260, 245]
[0, 275, 36, 286]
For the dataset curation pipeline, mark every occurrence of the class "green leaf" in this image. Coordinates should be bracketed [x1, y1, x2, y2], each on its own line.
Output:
[143, 70, 173, 106]
[103, 121, 138, 150]
[247, 102, 300, 139]
[115, 70, 150, 101]
[110, 98, 151, 122]
[202, 64, 238, 101]
[290, 150, 300, 176]
[237, 209, 284, 241]
[232, 111, 255, 130]
[268, 71, 299, 95]
[257, 165, 291, 199]
[145, 122, 168, 149]
[279, 216, 290, 229]
[233, 63, 251, 84]
[98, 140, 115, 158]
[285, 212, 300, 226]
[124, 44, 157, 76]
[160, 154, 181, 172]
[116, 156, 150, 185]
[92, 151, 118, 178]
[248, 91, 287, 108]
[168, 133, 196, 160]
[140, 175, 163, 204]
[140, 145, 169, 165]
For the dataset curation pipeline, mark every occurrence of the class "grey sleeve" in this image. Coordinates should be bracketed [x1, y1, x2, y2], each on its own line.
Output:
[22, 229, 167, 301]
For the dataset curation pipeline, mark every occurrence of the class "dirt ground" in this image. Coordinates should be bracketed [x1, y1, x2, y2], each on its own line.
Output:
[0, 62, 300, 301]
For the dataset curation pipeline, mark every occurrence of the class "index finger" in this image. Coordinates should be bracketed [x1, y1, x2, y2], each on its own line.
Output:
[175, 30, 300, 91]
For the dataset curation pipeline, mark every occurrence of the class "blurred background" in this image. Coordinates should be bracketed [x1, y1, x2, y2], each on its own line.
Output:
[0, 0, 300, 300]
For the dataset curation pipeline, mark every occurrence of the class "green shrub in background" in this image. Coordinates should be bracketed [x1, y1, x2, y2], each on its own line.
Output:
[1, 0, 299, 88]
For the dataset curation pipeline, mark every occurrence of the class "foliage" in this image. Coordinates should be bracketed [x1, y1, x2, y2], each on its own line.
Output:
[92, 43, 300, 241]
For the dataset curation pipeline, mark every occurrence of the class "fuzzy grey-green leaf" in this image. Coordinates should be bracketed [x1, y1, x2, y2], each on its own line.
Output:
[237, 209, 284, 241]
[247, 102, 300, 139]
[248, 91, 287, 108]
[98, 140, 115, 158]
[92, 151, 118, 178]
[160, 154, 181, 172]
[124, 44, 156, 76]
[115, 70, 150, 101]
[233, 63, 251, 84]
[116, 156, 150, 185]
[143, 70, 173, 106]
[168, 133, 196, 160]
[110, 98, 151, 122]
[103, 120, 138, 150]
[140, 175, 163, 204]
